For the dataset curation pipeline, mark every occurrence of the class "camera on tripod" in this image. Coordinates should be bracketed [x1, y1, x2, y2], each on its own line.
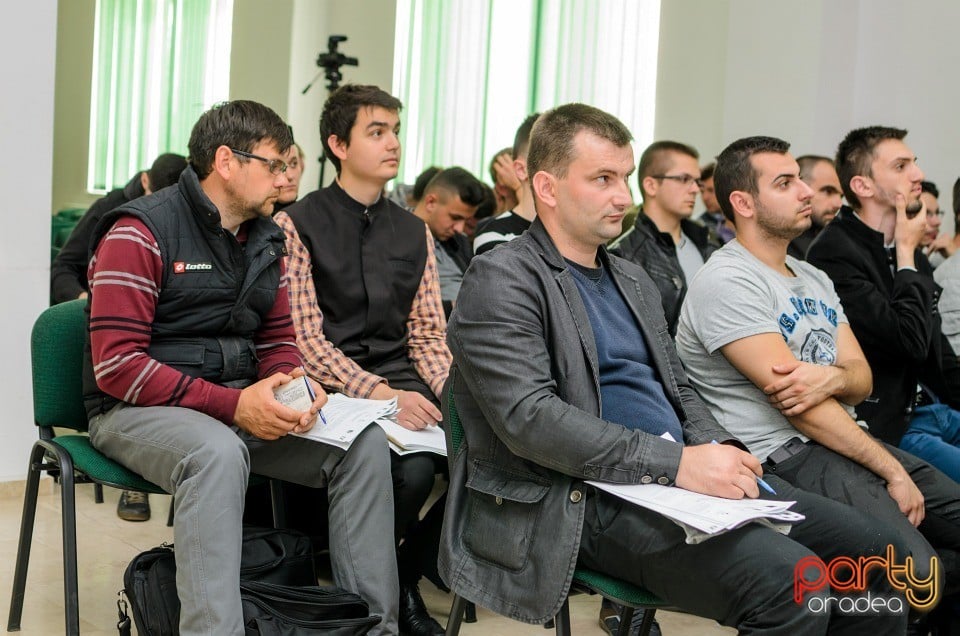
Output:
[316, 35, 358, 91]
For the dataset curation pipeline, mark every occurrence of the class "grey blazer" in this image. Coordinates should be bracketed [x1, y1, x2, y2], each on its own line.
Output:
[440, 218, 738, 623]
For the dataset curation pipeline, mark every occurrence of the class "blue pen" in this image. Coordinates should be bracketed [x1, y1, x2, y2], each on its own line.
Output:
[711, 440, 777, 495]
[300, 368, 328, 426]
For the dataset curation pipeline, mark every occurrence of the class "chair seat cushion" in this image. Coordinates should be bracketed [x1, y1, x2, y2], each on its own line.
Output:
[573, 567, 667, 607]
[51, 435, 167, 494]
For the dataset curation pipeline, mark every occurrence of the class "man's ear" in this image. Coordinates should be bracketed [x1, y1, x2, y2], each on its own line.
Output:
[531, 171, 557, 209]
[513, 158, 528, 183]
[328, 134, 348, 162]
[211, 145, 234, 180]
[849, 175, 872, 201]
[140, 171, 152, 195]
[728, 190, 755, 220]
[423, 192, 440, 210]
[641, 176, 659, 199]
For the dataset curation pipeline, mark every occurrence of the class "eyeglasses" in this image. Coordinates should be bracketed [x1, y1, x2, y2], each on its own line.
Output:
[230, 148, 287, 175]
[652, 174, 704, 189]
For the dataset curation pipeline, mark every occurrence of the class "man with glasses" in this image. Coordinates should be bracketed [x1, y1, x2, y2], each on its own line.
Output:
[807, 126, 960, 483]
[275, 84, 450, 636]
[611, 141, 719, 335]
[83, 100, 398, 635]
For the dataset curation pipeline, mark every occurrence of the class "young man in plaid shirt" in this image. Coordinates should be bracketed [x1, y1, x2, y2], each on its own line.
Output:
[274, 85, 450, 636]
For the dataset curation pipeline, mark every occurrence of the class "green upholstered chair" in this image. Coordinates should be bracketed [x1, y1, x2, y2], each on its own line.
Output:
[7, 299, 166, 635]
[443, 387, 670, 636]
[7, 300, 289, 634]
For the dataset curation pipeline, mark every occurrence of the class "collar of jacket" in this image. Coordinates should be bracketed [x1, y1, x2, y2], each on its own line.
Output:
[327, 178, 387, 217]
[527, 216, 616, 272]
[122, 173, 146, 201]
[634, 208, 712, 251]
[178, 165, 228, 233]
[834, 205, 885, 246]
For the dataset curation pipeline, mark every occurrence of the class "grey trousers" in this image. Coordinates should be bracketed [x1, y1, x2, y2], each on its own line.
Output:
[89, 404, 399, 636]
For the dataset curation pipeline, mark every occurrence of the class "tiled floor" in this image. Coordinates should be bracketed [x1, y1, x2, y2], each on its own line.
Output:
[0, 480, 734, 635]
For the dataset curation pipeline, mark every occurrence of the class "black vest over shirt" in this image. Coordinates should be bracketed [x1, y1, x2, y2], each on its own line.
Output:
[285, 181, 427, 377]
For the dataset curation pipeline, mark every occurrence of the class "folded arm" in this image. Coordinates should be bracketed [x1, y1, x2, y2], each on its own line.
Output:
[721, 332, 924, 525]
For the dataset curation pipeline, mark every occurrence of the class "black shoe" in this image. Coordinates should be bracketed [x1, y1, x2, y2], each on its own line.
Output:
[599, 603, 662, 636]
[117, 490, 150, 522]
[399, 583, 444, 636]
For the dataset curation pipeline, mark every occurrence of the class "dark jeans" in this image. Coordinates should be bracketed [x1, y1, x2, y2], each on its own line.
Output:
[764, 439, 960, 595]
[578, 476, 909, 635]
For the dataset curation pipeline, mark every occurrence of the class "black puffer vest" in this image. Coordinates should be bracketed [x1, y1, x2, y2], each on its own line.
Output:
[82, 167, 287, 418]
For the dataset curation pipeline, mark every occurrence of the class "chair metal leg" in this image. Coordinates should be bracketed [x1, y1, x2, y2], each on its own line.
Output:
[635, 608, 656, 636]
[94, 483, 103, 504]
[553, 597, 572, 636]
[464, 600, 477, 623]
[616, 606, 635, 636]
[445, 594, 467, 636]
[7, 444, 44, 632]
[58, 452, 81, 636]
[166, 494, 175, 527]
[269, 479, 287, 528]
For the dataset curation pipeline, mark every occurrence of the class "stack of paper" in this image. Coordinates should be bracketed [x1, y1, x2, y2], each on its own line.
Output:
[293, 394, 398, 450]
[376, 419, 447, 456]
[587, 481, 804, 544]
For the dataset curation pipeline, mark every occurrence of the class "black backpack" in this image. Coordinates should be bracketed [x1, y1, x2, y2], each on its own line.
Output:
[118, 527, 380, 635]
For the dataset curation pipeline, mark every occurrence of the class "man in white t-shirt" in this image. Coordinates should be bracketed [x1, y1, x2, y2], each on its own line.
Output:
[676, 135, 960, 630]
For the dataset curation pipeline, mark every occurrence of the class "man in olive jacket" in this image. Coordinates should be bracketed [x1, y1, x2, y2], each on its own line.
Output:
[440, 104, 909, 634]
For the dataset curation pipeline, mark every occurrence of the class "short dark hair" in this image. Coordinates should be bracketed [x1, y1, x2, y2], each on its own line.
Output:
[412, 166, 442, 203]
[513, 113, 541, 160]
[701, 161, 716, 181]
[320, 84, 402, 174]
[921, 180, 939, 199]
[953, 177, 960, 220]
[526, 103, 632, 181]
[637, 141, 699, 200]
[188, 100, 293, 180]
[835, 126, 908, 209]
[424, 167, 486, 207]
[795, 155, 834, 182]
[147, 153, 187, 191]
[714, 136, 791, 223]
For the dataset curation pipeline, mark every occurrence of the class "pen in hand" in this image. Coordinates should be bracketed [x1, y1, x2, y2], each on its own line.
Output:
[300, 367, 328, 426]
[711, 440, 777, 495]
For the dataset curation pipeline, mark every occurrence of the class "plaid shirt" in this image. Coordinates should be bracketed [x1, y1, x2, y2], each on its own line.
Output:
[276, 212, 451, 398]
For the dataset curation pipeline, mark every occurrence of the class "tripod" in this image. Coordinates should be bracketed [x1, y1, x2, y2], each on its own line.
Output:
[302, 35, 358, 189]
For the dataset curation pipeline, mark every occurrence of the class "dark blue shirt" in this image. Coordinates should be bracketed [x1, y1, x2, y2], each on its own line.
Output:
[567, 259, 683, 442]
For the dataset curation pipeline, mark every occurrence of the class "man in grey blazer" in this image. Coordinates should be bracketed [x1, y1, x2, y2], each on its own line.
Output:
[440, 103, 912, 634]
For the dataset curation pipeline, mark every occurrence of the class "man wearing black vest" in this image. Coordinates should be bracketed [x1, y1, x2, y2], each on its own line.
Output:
[275, 85, 450, 636]
[84, 101, 398, 635]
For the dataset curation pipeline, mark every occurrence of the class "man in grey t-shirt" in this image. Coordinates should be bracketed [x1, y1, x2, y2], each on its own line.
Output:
[676, 136, 960, 625]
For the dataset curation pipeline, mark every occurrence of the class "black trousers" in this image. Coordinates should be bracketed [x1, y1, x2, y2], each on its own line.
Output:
[578, 476, 910, 635]
[377, 364, 447, 588]
[764, 440, 960, 595]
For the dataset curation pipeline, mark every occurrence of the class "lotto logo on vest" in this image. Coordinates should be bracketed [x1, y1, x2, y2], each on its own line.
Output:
[172, 261, 213, 274]
[794, 545, 939, 616]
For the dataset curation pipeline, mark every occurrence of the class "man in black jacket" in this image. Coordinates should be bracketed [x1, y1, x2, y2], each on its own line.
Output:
[807, 126, 960, 482]
[51, 153, 186, 304]
[611, 141, 718, 335]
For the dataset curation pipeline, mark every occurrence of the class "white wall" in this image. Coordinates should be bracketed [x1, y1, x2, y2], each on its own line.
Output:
[286, 0, 397, 194]
[657, 0, 960, 233]
[0, 1, 58, 481]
